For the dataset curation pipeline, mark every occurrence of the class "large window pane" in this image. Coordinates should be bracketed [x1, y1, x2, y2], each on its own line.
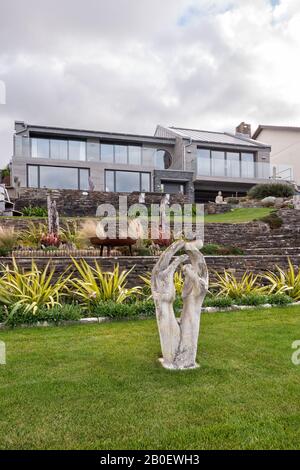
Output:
[69, 140, 86, 161]
[101, 144, 114, 163]
[141, 173, 150, 192]
[116, 171, 140, 192]
[115, 145, 128, 164]
[197, 149, 210, 176]
[227, 152, 240, 177]
[27, 165, 38, 188]
[211, 151, 225, 177]
[87, 142, 100, 162]
[31, 138, 49, 159]
[79, 169, 89, 190]
[50, 139, 68, 160]
[40, 166, 78, 189]
[241, 153, 255, 178]
[154, 150, 172, 169]
[105, 171, 115, 192]
[128, 146, 142, 165]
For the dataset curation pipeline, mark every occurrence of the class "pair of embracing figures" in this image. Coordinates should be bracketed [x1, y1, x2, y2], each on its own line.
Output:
[151, 239, 209, 370]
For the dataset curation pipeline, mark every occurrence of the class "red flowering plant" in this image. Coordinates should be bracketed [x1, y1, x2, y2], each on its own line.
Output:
[40, 232, 61, 248]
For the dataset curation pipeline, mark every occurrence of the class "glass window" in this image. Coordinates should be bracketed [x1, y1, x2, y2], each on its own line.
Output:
[128, 146, 142, 165]
[241, 153, 255, 178]
[31, 138, 49, 159]
[197, 149, 211, 176]
[141, 173, 150, 192]
[227, 152, 240, 177]
[154, 150, 172, 169]
[79, 169, 90, 190]
[50, 139, 68, 160]
[116, 171, 140, 192]
[69, 140, 86, 161]
[105, 171, 115, 192]
[115, 145, 128, 164]
[211, 151, 225, 177]
[27, 165, 38, 188]
[101, 144, 114, 163]
[87, 142, 100, 162]
[40, 166, 78, 189]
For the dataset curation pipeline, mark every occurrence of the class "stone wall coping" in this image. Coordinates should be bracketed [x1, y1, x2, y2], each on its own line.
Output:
[5, 254, 300, 260]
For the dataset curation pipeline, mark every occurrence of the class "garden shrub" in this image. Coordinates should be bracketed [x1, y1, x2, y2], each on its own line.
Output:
[201, 244, 244, 256]
[212, 271, 266, 298]
[226, 197, 240, 205]
[69, 259, 141, 308]
[0, 227, 19, 256]
[92, 300, 155, 318]
[263, 259, 300, 300]
[248, 183, 294, 199]
[267, 294, 293, 305]
[259, 212, 283, 229]
[0, 305, 7, 323]
[18, 222, 48, 248]
[22, 206, 48, 217]
[235, 294, 269, 306]
[0, 259, 70, 314]
[203, 296, 233, 308]
[5, 304, 82, 327]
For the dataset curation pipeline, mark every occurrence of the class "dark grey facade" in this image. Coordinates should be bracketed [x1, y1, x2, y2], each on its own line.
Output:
[11, 120, 277, 202]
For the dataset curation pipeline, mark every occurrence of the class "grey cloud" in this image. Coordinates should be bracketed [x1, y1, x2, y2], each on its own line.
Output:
[0, 0, 299, 166]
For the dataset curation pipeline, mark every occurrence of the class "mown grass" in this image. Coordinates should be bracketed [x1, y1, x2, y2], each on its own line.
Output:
[204, 207, 273, 224]
[0, 306, 299, 450]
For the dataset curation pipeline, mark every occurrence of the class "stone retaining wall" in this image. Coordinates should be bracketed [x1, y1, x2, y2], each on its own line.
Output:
[1, 254, 299, 286]
[13, 188, 189, 217]
[1, 209, 300, 255]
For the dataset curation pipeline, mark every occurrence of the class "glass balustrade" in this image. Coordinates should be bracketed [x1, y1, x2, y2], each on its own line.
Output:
[196, 156, 293, 181]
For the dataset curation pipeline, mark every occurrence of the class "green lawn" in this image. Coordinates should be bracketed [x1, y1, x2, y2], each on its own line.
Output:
[0, 307, 300, 450]
[204, 207, 273, 223]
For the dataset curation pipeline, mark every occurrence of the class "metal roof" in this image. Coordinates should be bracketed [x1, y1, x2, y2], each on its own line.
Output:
[165, 126, 268, 148]
[16, 122, 176, 146]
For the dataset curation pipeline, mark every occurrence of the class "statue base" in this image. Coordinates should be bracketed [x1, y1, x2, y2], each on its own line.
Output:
[158, 358, 200, 371]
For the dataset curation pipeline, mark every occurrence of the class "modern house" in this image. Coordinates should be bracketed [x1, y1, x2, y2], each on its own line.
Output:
[11, 120, 290, 203]
[253, 125, 298, 185]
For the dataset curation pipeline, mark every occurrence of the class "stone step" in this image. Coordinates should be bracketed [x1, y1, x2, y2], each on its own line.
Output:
[244, 247, 300, 255]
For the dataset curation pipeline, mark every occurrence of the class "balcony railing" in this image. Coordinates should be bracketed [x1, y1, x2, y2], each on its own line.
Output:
[196, 156, 293, 181]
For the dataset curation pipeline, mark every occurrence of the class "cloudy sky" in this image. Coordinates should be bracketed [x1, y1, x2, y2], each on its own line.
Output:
[0, 0, 300, 166]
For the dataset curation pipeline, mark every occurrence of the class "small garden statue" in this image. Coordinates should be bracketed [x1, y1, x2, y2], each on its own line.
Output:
[160, 193, 170, 234]
[151, 239, 209, 370]
[139, 192, 146, 204]
[215, 191, 226, 204]
[47, 194, 60, 235]
[88, 176, 95, 192]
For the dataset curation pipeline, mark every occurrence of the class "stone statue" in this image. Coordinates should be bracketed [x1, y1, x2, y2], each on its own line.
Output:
[160, 193, 170, 233]
[47, 195, 60, 235]
[215, 191, 225, 204]
[151, 239, 209, 370]
[88, 176, 95, 192]
[139, 192, 146, 204]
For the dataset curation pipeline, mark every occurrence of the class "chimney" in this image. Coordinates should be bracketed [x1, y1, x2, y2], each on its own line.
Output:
[14, 121, 26, 133]
[236, 122, 251, 138]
